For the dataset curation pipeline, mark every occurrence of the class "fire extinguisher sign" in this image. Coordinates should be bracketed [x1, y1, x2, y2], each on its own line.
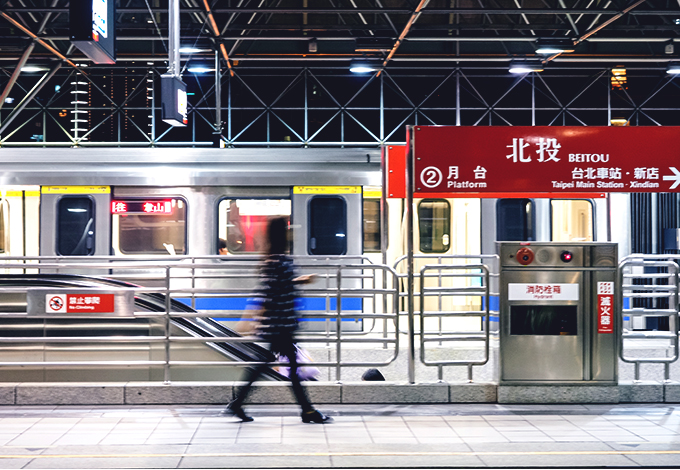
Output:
[597, 282, 614, 334]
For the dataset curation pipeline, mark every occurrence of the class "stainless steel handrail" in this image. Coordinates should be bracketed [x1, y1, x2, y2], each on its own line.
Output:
[619, 256, 680, 382]
[418, 264, 491, 382]
[0, 256, 399, 383]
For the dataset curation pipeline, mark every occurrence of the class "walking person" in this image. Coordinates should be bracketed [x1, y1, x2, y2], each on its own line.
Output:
[226, 216, 332, 424]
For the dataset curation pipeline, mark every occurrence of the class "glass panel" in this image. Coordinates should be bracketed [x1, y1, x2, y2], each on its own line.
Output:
[115, 198, 186, 255]
[497, 199, 534, 241]
[0, 199, 6, 254]
[551, 199, 594, 242]
[309, 196, 347, 255]
[511, 305, 577, 335]
[363, 199, 381, 253]
[57, 197, 94, 256]
[418, 199, 450, 253]
[217, 199, 291, 254]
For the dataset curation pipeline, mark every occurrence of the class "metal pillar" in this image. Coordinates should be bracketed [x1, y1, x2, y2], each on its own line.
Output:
[406, 126, 416, 384]
[168, 0, 180, 77]
[214, 49, 222, 145]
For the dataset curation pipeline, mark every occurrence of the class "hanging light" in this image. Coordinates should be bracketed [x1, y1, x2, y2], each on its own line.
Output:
[21, 65, 50, 73]
[666, 63, 680, 74]
[179, 46, 209, 54]
[349, 59, 380, 74]
[509, 60, 544, 74]
[187, 64, 215, 73]
[535, 38, 575, 54]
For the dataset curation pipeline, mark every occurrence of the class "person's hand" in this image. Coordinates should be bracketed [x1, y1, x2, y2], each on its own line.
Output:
[294, 274, 316, 284]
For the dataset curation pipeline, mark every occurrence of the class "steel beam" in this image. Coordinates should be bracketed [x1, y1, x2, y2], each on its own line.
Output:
[0, 62, 61, 136]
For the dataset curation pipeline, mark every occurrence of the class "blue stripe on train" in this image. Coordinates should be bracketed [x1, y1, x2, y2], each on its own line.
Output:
[481, 296, 499, 322]
[176, 297, 362, 311]
[176, 297, 362, 321]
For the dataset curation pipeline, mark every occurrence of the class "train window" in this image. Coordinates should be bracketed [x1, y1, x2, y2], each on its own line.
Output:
[418, 199, 450, 253]
[217, 199, 291, 254]
[113, 198, 187, 255]
[309, 196, 347, 255]
[497, 199, 534, 241]
[363, 199, 381, 253]
[551, 199, 594, 242]
[0, 199, 6, 253]
[57, 197, 95, 256]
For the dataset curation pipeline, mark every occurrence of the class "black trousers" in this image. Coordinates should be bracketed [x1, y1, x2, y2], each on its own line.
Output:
[231, 338, 313, 413]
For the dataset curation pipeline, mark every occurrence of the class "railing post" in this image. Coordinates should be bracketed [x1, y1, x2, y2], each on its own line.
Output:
[335, 267, 342, 382]
[164, 265, 171, 384]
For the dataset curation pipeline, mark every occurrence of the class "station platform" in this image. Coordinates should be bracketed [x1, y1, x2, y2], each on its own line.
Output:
[0, 403, 678, 468]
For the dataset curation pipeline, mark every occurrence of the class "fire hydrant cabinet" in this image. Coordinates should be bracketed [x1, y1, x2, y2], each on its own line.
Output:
[498, 242, 618, 385]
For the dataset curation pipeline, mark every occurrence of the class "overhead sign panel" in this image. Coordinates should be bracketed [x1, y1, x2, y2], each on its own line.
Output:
[70, 0, 116, 64]
[411, 126, 680, 194]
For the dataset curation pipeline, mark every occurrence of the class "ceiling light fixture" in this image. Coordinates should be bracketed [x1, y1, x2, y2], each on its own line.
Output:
[509, 60, 544, 74]
[610, 118, 628, 126]
[349, 59, 380, 74]
[187, 65, 214, 73]
[535, 38, 575, 54]
[179, 47, 208, 54]
[611, 66, 627, 89]
[667, 63, 680, 74]
[21, 65, 50, 73]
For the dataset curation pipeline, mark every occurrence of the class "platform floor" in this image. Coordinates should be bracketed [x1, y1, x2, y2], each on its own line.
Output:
[0, 403, 678, 469]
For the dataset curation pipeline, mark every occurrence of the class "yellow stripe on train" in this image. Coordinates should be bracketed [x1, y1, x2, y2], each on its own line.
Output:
[41, 186, 111, 194]
[293, 186, 361, 195]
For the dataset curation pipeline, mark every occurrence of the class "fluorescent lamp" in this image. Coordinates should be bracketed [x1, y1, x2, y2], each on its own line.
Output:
[179, 47, 207, 54]
[349, 59, 380, 73]
[667, 64, 680, 74]
[187, 66, 214, 73]
[509, 60, 544, 74]
[535, 38, 575, 54]
[21, 65, 49, 73]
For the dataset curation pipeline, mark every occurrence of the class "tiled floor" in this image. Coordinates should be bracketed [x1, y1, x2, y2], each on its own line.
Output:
[0, 403, 677, 468]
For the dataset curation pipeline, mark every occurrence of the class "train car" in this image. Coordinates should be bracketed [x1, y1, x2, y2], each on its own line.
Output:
[0, 147, 635, 265]
[0, 146, 648, 340]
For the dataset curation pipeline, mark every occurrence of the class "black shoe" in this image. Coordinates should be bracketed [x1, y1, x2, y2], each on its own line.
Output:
[225, 403, 254, 422]
[301, 410, 333, 424]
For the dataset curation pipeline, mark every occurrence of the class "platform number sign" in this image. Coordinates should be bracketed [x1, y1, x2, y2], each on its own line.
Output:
[597, 282, 614, 334]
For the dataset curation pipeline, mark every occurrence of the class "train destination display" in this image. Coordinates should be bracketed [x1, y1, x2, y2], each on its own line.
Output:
[411, 126, 680, 194]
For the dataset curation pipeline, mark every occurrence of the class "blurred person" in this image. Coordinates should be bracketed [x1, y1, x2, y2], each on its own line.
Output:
[225, 217, 332, 424]
[218, 238, 228, 255]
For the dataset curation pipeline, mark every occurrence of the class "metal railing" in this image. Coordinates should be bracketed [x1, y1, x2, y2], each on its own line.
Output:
[0, 256, 399, 383]
[419, 264, 491, 382]
[619, 256, 680, 382]
[393, 254, 499, 382]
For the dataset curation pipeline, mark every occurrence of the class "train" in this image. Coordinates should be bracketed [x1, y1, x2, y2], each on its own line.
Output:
[0, 145, 671, 383]
[0, 146, 632, 266]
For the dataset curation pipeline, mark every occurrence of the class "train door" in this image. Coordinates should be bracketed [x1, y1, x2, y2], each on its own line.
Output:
[292, 186, 363, 332]
[291, 186, 362, 257]
[362, 186, 382, 263]
[0, 186, 40, 275]
[39, 186, 111, 256]
[414, 197, 482, 333]
[550, 199, 595, 242]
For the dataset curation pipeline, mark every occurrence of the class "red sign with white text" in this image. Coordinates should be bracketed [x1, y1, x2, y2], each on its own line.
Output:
[411, 126, 680, 194]
[45, 294, 115, 314]
[597, 282, 614, 334]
